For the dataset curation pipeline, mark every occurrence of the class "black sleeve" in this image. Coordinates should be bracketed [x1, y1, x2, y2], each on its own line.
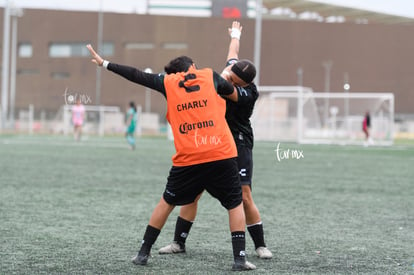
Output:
[107, 63, 166, 96]
[236, 84, 257, 105]
[213, 71, 234, 96]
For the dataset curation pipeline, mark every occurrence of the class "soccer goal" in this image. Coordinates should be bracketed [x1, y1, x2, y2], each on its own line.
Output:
[252, 86, 394, 146]
[17, 104, 34, 134]
[53, 105, 131, 136]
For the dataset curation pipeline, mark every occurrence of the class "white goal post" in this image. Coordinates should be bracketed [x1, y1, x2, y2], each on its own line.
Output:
[252, 86, 394, 146]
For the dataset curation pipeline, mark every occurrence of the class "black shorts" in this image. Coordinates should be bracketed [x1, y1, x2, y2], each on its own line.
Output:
[236, 143, 253, 186]
[163, 158, 242, 210]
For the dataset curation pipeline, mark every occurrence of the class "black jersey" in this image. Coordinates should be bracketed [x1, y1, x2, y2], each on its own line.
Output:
[225, 83, 258, 149]
[225, 59, 259, 149]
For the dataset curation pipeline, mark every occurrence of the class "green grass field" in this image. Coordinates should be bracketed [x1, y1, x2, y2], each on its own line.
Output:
[1, 135, 413, 274]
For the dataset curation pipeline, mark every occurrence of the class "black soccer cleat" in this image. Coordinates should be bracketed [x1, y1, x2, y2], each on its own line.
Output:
[131, 253, 149, 265]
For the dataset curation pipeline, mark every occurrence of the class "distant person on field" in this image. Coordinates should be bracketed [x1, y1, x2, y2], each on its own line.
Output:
[125, 101, 138, 150]
[363, 111, 371, 143]
[71, 98, 85, 141]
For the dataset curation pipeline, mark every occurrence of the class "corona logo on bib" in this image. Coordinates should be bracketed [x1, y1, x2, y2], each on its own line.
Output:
[179, 120, 214, 134]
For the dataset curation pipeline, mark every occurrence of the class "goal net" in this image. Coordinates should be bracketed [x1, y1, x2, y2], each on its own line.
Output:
[252, 86, 394, 146]
[52, 105, 136, 136]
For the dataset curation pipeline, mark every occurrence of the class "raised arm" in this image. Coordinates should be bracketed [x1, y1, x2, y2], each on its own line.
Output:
[86, 44, 166, 95]
[226, 21, 242, 61]
[221, 21, 243, 102]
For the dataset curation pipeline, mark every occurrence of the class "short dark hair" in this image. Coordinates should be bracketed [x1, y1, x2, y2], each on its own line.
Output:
[164, 56, 194, 74]
[231, 59, 256, 84]
[129, 101, 136, 112]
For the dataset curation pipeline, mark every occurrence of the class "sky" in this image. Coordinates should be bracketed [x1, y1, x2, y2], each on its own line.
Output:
[1, 0, 414, 19]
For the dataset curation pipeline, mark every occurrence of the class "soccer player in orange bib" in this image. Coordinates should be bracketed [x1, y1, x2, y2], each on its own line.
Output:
[86, 44, 256, 271]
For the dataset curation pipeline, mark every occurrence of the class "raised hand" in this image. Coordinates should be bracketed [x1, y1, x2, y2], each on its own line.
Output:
[86, 44, 104, 66]
[228, 21, 242, 39]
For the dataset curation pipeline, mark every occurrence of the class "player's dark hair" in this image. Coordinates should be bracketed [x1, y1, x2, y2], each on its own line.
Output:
[164, 56, 194, 74]
[129, 101, 136, 112]
[231, 59, 256, 84]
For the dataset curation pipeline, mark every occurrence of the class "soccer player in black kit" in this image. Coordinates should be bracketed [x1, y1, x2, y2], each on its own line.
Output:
[159, 21, 273, 259]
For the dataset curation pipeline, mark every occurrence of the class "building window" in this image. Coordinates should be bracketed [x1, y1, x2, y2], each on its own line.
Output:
[125, 42, 155, 50]
[49, 43, 77, 57]
[19, 43, 33, 58]
[51, 72, 70, 79]
[49, 42, 114, 57]
[17, 68, 39, 75]
[101, 42, 114, 56]
[162, 43, 188, 50]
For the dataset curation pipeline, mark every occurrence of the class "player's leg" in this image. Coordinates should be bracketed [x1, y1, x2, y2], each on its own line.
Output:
[126, 133, 135, 149]
[367, 128, 373, 144]
[239, 145, 273, 259]
[363, 126, 371, 146]
[228, 202, 256, 270]
[242, 185, 272, 259]
[148, 197, 175, 228]
[158, 193, 202, 254]
[205, 158, 256, 271]
[78, 125, 82, 141]
[126, 125, 136, 149]
[73, 125, 78, 140]
[242, 185, 261, 224]
[132, 197, 175, 265]
[74, 125, 81, 141]
[133, 165, 197, 266]
[155, 164, 205, 256]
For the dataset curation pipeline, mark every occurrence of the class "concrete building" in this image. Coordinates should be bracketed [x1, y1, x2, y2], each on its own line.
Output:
[1, 8, 413, 124]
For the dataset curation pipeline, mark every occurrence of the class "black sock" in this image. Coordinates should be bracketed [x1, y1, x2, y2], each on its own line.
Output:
[138, 225, 160, 256]
[231, 231, 246, 263]
[247, 222, 266, 249]
[173, 216, 193, 248]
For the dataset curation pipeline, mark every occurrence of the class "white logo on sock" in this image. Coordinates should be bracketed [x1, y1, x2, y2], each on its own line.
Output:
[239, 251, 246, 257]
